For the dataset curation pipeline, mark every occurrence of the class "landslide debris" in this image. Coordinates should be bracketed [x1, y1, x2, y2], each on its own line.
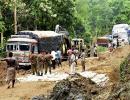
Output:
[0, 61, 6, 86]
[107, 81, 130, 100]
[32, 73, 103, 100]
[107, 53, 130, 100]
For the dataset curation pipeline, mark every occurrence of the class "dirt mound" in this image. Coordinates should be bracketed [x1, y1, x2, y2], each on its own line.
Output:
[0, 61, 6, 86]
[107, 81, 130, 100]
[32, 73, 102, 100]
[49, 73, 101, 100]
[107, 49, 130, 100]
[88, 46, 130, 83]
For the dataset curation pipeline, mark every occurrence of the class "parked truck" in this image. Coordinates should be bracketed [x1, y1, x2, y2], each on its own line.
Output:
[71, 38, 86, 52]
[112, 24, 129, 46]
[6, 31, 71, 67]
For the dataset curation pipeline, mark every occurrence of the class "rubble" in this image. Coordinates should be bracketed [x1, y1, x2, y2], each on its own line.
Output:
[43, 73, 102, 100]
[107, 81, 130, 100]
[0, 61, 6, 86]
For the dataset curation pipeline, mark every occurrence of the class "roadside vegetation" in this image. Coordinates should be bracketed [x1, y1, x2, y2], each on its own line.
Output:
[97, 46, 108, 53]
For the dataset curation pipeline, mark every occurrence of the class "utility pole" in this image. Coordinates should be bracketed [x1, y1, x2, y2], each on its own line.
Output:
[0, 32, 3, 48]
[14, 0, 17, 34]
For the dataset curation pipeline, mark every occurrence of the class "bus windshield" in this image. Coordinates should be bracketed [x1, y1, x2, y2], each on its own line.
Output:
[19, 44, 30, 51]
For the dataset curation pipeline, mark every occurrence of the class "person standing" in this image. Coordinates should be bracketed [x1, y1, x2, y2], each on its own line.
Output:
[30, 52, 38, 75]
[73, 47, 79, 66]
[1, 52, 18, 89]
[121, 39, 125, 47]
[117, 38, 119, 47]
[67, 48, 72, 67]
[70, 51, 76, 74]
[80, 49, 86, 72]
[51, 50, 56, 69]
[93, 45, 97, 57]
[44, 51, 53, 74]
[56, 48, 62, 67]
[87, 46, 91, 57]
[37, 51, 44, 76]
[108, 42, 113, 52]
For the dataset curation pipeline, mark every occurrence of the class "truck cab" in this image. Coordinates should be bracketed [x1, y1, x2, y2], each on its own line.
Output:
[6, 35, 38, 67]
[112, 24, 129, 45]
[71, 38, 86, 52]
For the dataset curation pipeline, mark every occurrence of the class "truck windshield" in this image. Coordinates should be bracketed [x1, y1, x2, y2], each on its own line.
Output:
[7, 44, 17, 51]
[73, 40, 79, 45]
[19, 44, 30, 51]
[7, 45, 13, 51]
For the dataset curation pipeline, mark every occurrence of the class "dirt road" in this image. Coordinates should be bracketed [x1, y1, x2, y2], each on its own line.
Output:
[0, 45, 130, 100]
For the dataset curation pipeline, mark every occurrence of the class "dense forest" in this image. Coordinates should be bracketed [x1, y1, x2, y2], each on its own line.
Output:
[0, 0, 130, 42]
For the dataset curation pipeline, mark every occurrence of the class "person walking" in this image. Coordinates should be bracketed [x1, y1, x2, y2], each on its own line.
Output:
[80, 49, 86, 72]
[30, 52, 38, 75]
[1, 52, 18, 89]
[70, 51, 76, 74]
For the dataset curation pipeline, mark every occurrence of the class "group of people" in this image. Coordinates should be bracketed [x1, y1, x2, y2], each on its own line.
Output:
[0, 48, 62, 89]
[108, 38, 127, 52]
[86, 45, 97, 57]
[67, 44, 98, 74]
[67, 47, 86, 74]
[30, 48, 62, 76]
[1, 45, 96, 89]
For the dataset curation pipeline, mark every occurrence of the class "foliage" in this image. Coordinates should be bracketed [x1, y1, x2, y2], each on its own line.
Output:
[0, 4, 5, 32]
[0, 0, 79, 37]
[1, 0, 130, 43]
[120, 54, 130, 82]
[97, 46, 108, 53]
[76, 0, 130, 42]
[0, 47, 6, 57]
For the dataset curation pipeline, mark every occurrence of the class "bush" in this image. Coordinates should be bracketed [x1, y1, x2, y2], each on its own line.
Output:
[97, 46, 108, 53]
[0, 47, 6, 58]
[120, 54, 130, 82]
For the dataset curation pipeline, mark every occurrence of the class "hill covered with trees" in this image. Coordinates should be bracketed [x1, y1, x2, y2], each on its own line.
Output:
[0, 0, 130, 42]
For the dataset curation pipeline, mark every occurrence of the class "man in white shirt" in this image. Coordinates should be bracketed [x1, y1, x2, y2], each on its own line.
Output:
[70, 51, 76, 74]
[51, 50, 56, 69]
